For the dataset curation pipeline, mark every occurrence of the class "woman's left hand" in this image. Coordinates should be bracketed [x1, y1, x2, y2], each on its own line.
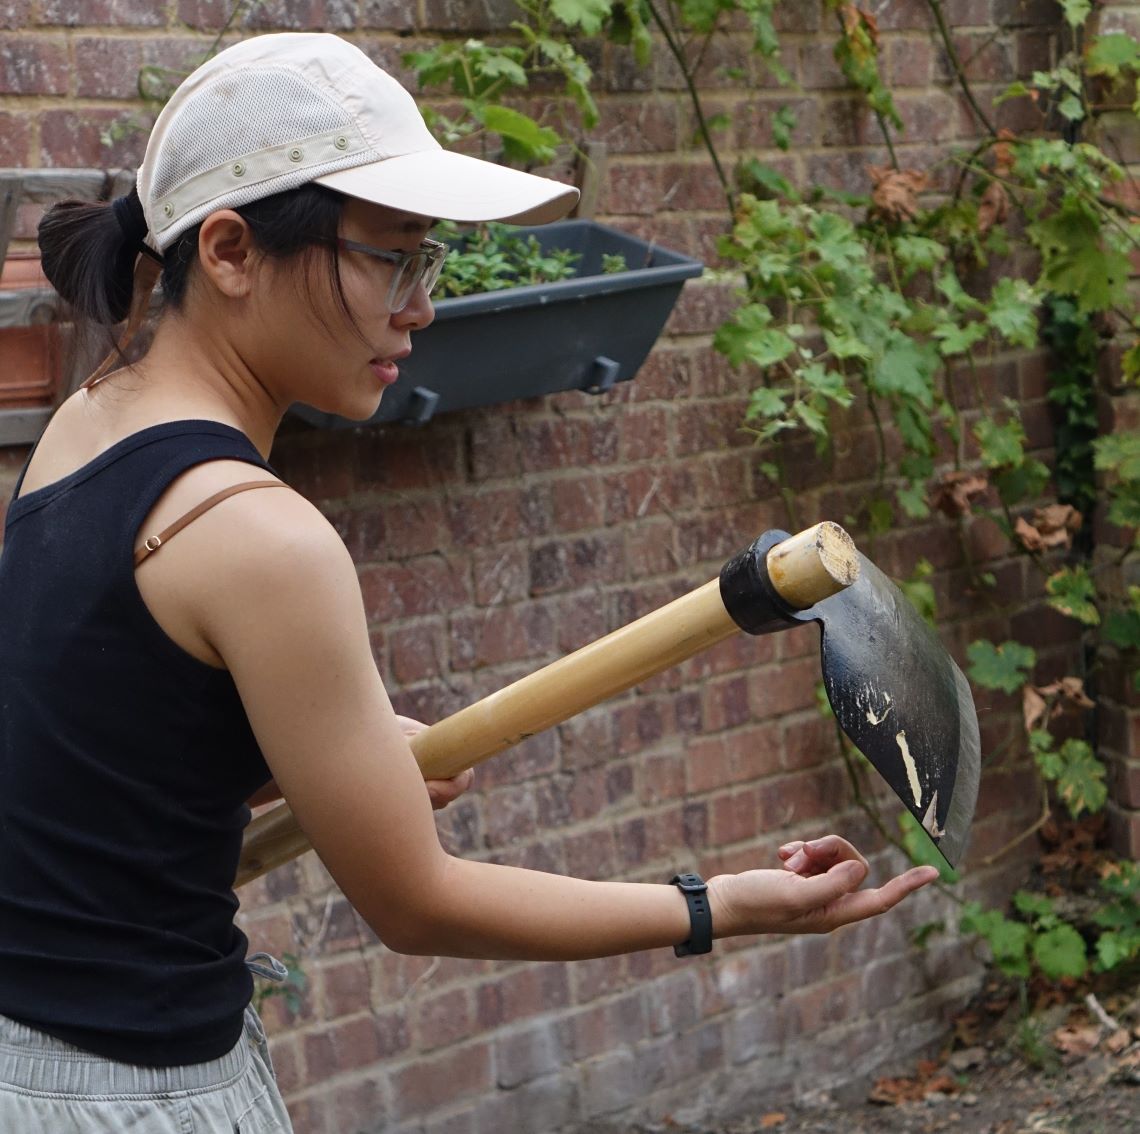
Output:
[395, 714, 475, 811]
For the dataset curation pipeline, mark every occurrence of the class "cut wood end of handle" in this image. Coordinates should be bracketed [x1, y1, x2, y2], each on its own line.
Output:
[765, 521, 859, 609]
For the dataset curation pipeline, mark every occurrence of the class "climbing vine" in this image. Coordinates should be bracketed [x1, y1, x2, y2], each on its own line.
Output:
[406, 0, 1140, 980]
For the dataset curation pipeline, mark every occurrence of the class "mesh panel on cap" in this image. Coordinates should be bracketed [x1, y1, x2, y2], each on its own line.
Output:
[150, 67, 355, 201]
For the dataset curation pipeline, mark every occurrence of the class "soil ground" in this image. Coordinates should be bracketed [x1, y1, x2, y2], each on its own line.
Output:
[714, 970, 1140, 1134]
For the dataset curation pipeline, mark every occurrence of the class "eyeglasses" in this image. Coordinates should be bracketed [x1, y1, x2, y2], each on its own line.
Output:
[335, 236, 448, 313]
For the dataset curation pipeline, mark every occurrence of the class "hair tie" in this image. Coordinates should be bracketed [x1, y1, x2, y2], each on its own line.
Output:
[112, 186, 163, 264]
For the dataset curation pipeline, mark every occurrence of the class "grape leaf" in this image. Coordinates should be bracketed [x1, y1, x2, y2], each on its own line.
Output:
[967, 639, 1036, 693]
[1033, 924, 1088, 979]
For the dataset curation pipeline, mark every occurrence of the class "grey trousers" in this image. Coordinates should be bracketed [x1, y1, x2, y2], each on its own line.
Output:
[0, 1005, 294, 1133]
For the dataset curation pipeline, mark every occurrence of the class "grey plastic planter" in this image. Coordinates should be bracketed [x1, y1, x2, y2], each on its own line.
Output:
[292, 219, 703, 428]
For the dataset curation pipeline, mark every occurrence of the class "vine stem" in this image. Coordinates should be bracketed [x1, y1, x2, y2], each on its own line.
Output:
[644, 0, 735, 213]
[978, 781, 1053, 867]
[923, 0, 998, 137]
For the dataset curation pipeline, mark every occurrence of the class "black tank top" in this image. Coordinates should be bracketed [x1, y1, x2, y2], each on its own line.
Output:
[0, 420, 277, 1066]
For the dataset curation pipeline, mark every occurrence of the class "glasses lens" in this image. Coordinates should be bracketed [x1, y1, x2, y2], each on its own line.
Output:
[390, 243, 447, 313]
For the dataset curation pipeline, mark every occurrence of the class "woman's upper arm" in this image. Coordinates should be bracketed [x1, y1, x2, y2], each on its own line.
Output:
[195, 492, 450, 946]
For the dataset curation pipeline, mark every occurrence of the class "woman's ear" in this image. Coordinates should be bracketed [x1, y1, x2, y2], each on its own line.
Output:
[196, 210, 257, 298]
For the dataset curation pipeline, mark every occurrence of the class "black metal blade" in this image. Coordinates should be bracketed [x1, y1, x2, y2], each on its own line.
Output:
[793, 554, 980, 868]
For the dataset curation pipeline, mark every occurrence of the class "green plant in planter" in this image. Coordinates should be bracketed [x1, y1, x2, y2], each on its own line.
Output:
[432, 220, 628, 298]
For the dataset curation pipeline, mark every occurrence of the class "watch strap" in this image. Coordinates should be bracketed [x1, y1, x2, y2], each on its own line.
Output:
[670, 872, 712, 957]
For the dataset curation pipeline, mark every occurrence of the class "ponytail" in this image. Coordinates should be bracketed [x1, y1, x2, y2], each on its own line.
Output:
[37, 190, 148, 326]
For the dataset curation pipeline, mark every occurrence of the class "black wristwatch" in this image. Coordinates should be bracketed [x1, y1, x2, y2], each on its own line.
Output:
[670, 872, 712, 957]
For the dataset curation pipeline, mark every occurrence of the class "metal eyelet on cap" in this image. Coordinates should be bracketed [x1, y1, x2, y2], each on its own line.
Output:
[288, 147, 303, 162]
[233, 161, 246, 176]
[162, 203, 174, 217]
[334, 136, 349, 150]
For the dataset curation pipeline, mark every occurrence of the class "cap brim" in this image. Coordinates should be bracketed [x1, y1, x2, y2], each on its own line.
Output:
[314, 149, 580, 225]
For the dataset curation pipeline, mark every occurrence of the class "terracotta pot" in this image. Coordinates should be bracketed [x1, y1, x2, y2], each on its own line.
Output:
[0, 254, 61, 410]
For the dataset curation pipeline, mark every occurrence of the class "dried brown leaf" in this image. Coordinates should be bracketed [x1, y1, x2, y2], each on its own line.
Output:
[1105, 1029, 1132, 1054]
[1016, 515, 1044, 552]
[1052, 1025, 1100, 1057]
[993, 128, 1017, 177]
[760, 1115, 787, 1129]
[869, 165, 928, 223]
[931, 470, 989, 518]
[1023, 685, 1049, 733]
[978, 179, 1010, 235]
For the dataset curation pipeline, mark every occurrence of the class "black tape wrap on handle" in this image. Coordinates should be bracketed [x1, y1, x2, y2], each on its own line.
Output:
[718, 529, 805, 636]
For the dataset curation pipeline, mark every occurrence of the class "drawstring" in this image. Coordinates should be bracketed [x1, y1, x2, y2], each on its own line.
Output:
[245, 952, 289, 984]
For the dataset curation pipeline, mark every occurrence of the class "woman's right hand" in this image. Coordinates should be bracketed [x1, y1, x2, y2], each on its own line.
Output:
[707, 835, 939, 938]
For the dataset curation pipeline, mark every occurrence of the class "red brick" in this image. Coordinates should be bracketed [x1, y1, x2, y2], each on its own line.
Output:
[0, 35, 69, 95]
[594, 97, 680, 154]
[41, 0, 164, 24]
[358, 0, 419, 30]
[449, 603, 554, 670]
[749, 655, 823, 719]
[472, 544, 528, 607]
[358, 557, 471, 622]
[389, 619, 446, 683]
[600, 159, 664, 216]
[389, 1042, 493, 1123]
[550, 474, 605, 530]
[410, 986, 477, 1052]
[476, 964, 570, 1029]
[0, 112, 30, 165]
[302, 1012, 408, 1081]
[244, 0, 356, 31]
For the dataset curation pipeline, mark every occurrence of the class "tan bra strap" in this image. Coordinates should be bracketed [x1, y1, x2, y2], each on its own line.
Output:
[134, 480, 288, 567]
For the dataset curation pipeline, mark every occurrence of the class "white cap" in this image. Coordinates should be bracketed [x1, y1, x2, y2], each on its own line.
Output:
[137, 33, 580, 251]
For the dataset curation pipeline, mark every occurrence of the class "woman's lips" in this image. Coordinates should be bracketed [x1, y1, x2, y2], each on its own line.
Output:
[369, 358, 401, 386]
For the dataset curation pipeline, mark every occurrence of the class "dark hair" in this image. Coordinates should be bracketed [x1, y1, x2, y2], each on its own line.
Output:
[38, 183, 350, 327]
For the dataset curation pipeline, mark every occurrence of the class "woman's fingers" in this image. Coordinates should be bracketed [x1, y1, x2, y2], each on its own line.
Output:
[781, 834, 870, 877]
[425, 767, 475, 811]
[794, 864, 940, 932]
[395, 713, 429, 737]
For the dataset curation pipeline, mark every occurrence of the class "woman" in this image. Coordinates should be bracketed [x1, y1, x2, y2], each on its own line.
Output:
[0, 32, 938, 1132]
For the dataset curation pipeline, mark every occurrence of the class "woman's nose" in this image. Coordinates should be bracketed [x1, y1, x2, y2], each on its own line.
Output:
[394, 282, 435, 331]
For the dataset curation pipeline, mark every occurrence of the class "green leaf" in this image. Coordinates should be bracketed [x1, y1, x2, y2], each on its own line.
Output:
[1060, 0, 1091, 28]
[550, 0, 613, 33]
[1104, 607, 1140, 650]
[873, 332, 938, 405]
[893, 235, 946, 275]
[1053, 738, 1107, 817]
[994, 458, 1050, 505]
[1096, 930, 1140, 970]
[809, 211, 866, 276]
[477, 105, 561, 162]
[960, 902, 1031, 978]
[988, 277, 1040, 348]
[822, 328, 872, 361]
[715, 304, 797, 368]
[745, 386, 786, 421]
[995, 80, 1034, 105]
[1014, 890, 1058, 928]
[1033, 924, 1089, 979]
[973, 416, 1026, 469]
[967, 639, 1036, 693]
[772, 105, 797, 151]
[934, 319, 988, 356]
[1058, 92, 1085, 122]
[899, 811, 958, 882]
[1034, 201, 1131, 314]
[897, 480, 931, 520]
[1086, 33, 1140, 79]
[1046, 566, 1100, 625]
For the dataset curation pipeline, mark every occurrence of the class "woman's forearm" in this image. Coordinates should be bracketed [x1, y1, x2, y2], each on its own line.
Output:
[375, 855, 693, 960]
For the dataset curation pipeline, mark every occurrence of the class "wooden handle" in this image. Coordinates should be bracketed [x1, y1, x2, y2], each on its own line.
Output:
[235, 522, 858, 888]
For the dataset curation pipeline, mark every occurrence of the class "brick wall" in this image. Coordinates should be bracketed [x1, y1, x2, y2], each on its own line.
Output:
[0, 3, 1077, 1132]
[1093, 1, 1140, 860]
